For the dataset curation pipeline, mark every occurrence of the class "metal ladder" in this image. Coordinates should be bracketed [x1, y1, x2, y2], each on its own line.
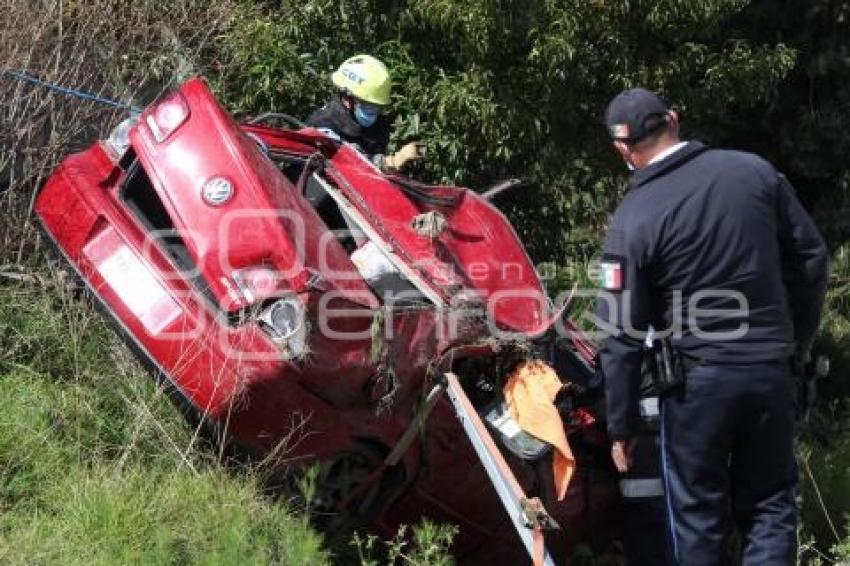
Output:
[387, 373, 558, 565]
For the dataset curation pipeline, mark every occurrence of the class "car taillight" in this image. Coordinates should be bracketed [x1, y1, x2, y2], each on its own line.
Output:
[232, 267, 280, 304]
[145, 91, 190, 142]
[103, 115, 139, 160]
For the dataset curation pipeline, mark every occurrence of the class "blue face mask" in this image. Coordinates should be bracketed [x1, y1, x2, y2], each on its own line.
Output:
[353, 102, 379, 128]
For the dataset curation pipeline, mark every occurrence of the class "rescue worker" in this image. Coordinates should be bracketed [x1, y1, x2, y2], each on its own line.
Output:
[617, 343, 669, 566]
[306, 54, 422, 171]
[595, 87, 828, 565]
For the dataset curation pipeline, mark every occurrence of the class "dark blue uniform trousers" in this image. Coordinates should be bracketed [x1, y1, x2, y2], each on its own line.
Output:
[622, 496, 670, 565]
[660, 362, 797, 565]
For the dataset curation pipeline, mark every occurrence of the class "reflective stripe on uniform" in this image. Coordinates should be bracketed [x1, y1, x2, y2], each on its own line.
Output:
[640, 397, 660, 418]
[619, 477, 664, 498]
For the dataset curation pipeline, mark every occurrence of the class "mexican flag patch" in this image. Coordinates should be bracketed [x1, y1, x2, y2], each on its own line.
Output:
[599, 260, 623, 291]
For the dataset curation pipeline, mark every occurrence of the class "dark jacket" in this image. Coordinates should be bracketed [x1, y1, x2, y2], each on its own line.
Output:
[305, 95, 391, 157]
[597, 141, 828, 439]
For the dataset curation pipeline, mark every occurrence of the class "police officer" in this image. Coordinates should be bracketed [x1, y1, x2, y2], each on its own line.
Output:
[595, 88, 828, 565]
[306, 54, 422, 170]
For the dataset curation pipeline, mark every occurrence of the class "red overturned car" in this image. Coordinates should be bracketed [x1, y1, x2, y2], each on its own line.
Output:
[35, 78, 618, 563]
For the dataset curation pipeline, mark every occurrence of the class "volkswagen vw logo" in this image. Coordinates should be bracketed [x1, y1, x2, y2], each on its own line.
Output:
[201, 176, 234, 206]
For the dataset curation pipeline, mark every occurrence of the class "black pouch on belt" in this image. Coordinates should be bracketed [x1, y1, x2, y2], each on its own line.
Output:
[643, 337, 687, 394]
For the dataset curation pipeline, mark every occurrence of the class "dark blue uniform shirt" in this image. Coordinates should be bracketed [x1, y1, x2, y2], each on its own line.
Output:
[597, 141, 828, 439]
[305, 95, 391, 157]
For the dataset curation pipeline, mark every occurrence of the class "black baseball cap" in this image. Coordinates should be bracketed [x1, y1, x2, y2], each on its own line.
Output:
[605, 88, 671, 143]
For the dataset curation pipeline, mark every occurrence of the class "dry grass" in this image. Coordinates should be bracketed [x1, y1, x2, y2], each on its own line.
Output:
[0, 0, 236, 265]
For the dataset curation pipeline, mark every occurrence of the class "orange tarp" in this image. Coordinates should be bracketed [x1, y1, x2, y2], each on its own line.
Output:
[503, 360, 575, 501]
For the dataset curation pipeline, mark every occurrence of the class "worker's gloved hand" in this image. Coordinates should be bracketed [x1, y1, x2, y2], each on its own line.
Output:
[383, 141, 424, 170]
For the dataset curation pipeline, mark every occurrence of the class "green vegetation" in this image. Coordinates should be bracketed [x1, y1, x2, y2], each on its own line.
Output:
[2, 0, 849, 563]
[0, 277, 328, 564]
[353, 522, 457, 566]
[799, 245, 850, 564]
[213, 0, 799, 262]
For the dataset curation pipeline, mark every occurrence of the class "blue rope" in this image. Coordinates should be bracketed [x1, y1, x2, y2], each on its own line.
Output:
[2, 69, 141, 113]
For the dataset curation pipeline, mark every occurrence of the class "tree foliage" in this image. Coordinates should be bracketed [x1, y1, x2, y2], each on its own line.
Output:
[214, 0, 802, 266]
